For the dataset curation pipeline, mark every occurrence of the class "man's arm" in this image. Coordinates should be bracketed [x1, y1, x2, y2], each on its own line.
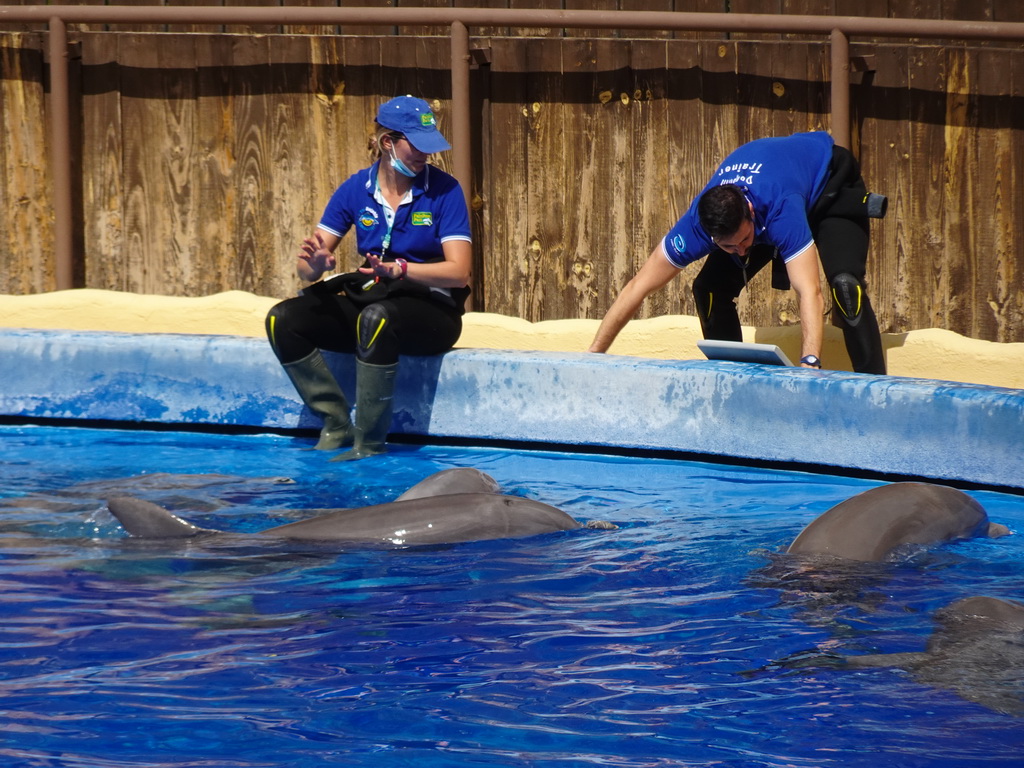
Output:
[588, 242, 680, 353]
[784, 244, 825, 366]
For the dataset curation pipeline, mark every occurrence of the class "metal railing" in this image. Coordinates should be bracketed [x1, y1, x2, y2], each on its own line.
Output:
[3, 5, 1024, 290]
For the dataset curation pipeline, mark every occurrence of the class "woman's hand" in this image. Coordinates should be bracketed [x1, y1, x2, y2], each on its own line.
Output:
[296, 230, 340, 283]
[299, 232, 336, 272]
[358, 253, 405, 280]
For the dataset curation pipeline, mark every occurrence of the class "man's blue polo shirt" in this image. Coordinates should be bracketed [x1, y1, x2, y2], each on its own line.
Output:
[318, 161, 471, 264]
[662, 131, 834, 268]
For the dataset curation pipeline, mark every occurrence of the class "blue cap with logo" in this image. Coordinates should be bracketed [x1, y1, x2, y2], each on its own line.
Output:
[376, 95, 452, 154]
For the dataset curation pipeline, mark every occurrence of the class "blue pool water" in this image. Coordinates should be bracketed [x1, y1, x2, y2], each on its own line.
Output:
[1, 423, 1021, 767]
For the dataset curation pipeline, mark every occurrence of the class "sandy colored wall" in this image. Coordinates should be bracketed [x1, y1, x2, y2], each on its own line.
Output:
[1, 289, 1022, 390]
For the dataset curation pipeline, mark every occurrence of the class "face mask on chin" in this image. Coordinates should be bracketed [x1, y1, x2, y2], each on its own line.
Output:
[389, 150, 418, 178]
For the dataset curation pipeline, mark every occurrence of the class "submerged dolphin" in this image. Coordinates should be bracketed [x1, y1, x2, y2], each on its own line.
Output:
[841, 596, 1024, 715]
[786, 482, 1010, 562]
[106, 468, 594, 546]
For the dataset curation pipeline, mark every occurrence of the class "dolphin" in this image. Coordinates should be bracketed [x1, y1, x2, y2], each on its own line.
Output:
[105, 468, 592, 546]
[839, 596, 1024, 715]
[786, 482, 1010, 562]
[393, 467, 499, 500]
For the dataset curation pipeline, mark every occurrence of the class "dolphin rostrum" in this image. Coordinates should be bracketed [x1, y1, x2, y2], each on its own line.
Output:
[105, 468, 596, 546]
[786, 482, 1010, 562]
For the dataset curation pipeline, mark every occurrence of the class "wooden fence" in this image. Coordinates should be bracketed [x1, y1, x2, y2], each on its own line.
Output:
[1, 13, 1022, 342]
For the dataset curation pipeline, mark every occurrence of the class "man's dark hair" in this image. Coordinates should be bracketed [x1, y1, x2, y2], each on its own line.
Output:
[697, 184, 751, 239]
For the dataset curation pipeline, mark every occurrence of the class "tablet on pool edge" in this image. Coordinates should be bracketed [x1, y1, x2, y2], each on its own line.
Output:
[696, 339, 794, 367]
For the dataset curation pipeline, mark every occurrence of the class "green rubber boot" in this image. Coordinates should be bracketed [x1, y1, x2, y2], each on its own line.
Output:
[330, 360, 398, 462]
[282, 350, 354, 450]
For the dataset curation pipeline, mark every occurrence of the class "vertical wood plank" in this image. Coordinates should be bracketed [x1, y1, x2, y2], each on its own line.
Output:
[221, 36, 273, 294]
[941, 46, 974, 333]
[80, 33, 126, 291]
[559, 37, 633, 319]
[765, 42, 819, 330]
[193, 33, 237, 293]
[1001, 48, 1022, 341]
[625, 39, 672, 318]
[905, 46, 948, 332]
[521, 38, 565, 320]
[118, 33, 199, 295]
[862, 44, 912, 335]
[993, 0, 1024, 22]
[968, 47, 1013, 339]
[414, 37, 456, 175]
[660, 39, 707, 320]
[482, 38, 530, 315]
[267, 35, 318, 297]
[0, 34, 52, 293]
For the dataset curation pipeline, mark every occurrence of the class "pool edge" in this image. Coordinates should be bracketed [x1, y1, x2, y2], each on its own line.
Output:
[1, 328, 1021, 489]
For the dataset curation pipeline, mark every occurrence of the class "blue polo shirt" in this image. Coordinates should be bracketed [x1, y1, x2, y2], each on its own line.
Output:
[318, 161, 471, 264]
[663, 131, 834, 268]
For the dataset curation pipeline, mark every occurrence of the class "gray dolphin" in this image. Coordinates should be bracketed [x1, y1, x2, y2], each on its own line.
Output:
[786, 482, 1010, 562]
[106, 468, 590, 546]
[394, 467, 499, 500]
[841, 596, 1024, 715]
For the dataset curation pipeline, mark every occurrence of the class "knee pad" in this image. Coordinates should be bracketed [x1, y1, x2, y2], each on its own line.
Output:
[831, 272, 866, 327]
[825, 187, 888, 219]
[265, 306, 282, 355]
[265, 302, 307, 363]
[356, 303, 399, 365]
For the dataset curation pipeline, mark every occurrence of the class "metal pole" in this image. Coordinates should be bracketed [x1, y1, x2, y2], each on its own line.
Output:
[48, 15, 74, 290]
[450, 20, 474, 309]
[4, 7, 1024, 41]
[830, 28, 851, 150]
[450, 20, 472, 208]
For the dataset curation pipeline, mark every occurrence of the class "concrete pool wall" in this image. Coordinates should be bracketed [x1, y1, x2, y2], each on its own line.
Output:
[1, 327, 1021, 490]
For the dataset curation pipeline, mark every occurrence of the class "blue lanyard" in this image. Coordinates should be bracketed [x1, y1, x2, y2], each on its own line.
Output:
[374, 180, 400, 260]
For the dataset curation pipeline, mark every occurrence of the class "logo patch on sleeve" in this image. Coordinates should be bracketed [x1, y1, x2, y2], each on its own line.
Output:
[412, 212, 433, 226]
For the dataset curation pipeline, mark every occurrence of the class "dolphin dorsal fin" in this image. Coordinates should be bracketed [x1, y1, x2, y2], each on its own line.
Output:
[107, 496, 214, 538]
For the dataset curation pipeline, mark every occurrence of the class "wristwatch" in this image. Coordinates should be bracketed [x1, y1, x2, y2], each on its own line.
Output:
[800, 354, 822, 368]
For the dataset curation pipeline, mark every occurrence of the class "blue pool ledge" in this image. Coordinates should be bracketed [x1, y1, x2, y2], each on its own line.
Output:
[1, 328, 1021, 489]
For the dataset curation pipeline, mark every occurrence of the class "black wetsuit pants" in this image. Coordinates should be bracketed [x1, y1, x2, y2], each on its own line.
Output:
[266, 290, 463, 367]
[691, 145, 886, 374]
